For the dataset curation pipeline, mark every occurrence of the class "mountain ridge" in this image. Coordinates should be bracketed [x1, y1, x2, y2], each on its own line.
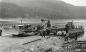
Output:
[0, 0, 86, 19]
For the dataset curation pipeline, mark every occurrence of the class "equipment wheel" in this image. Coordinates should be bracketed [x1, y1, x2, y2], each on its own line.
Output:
[75, 36, 77, 40]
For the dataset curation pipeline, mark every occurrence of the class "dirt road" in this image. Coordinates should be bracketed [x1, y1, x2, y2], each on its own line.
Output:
[0, 36, 65, 52]
[0, 36, 42, 51]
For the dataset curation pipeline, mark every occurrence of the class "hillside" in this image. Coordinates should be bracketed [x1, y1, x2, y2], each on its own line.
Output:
[0, 0, 86, 19]
[0, 2, 26, 18]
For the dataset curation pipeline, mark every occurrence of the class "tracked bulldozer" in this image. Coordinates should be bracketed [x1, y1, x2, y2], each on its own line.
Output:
[50, 21, 84, 41]
[12, 24, 38, 37]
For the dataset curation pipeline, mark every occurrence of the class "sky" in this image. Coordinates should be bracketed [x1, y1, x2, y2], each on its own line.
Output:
[1, 0, 86, 6]
[0, 0, 1, 2]
[61, 0, 86, 6]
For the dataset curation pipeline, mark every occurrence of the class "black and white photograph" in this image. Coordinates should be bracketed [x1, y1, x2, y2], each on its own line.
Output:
[0, 0, 86, 52]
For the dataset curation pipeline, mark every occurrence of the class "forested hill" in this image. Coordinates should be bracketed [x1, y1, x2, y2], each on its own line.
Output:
[0, 0, 86, 19]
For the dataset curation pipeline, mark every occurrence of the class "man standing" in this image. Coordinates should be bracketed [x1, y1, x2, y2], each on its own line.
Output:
[40, 19, 46, 37]
[46, 20, 51, 35]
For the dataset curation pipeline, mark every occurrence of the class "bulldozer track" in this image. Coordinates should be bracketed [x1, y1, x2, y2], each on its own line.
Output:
[22, 38, 42, 45]
[22, 36, 50, 45]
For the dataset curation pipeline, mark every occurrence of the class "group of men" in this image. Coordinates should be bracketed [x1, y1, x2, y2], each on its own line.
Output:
[39, 19, 51, 37]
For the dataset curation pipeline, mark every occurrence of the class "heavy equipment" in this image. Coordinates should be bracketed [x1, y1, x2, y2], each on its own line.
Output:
[12, 24, 42, 37]
[50, 22, 84, 41]
[12, 19, 84, 41]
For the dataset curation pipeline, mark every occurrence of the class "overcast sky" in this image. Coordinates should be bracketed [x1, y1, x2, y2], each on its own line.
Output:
[61, 0, 86, 6]
[0, 0, 1, 2]
[1, 0, 86, 6]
